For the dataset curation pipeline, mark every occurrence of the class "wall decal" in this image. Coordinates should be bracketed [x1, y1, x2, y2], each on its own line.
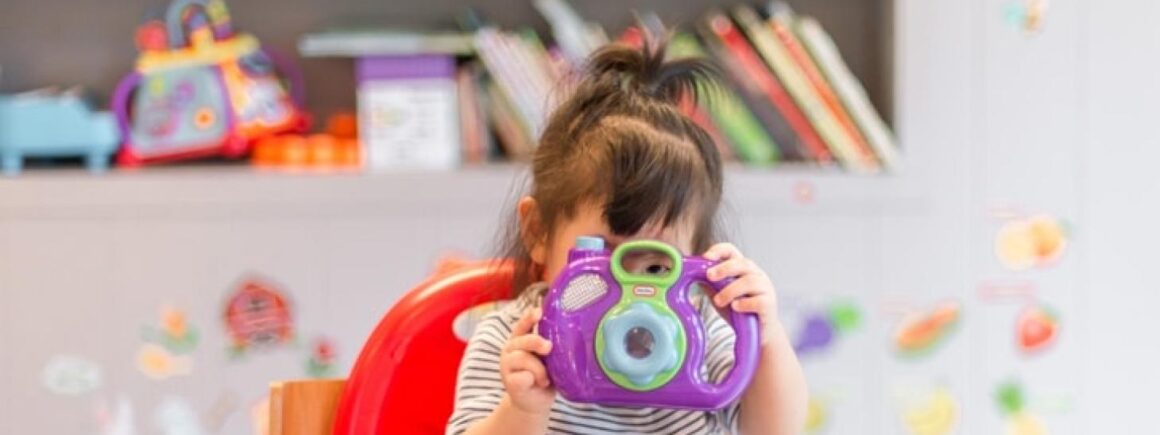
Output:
[42, 355, 102, 396]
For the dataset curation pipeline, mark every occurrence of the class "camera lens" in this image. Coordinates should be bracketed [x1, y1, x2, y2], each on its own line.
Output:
[625, 326, 655, 359]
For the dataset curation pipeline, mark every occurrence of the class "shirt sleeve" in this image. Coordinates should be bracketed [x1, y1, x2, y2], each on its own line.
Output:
[698, 290, 743, 433]
[446, 310, 514, 435]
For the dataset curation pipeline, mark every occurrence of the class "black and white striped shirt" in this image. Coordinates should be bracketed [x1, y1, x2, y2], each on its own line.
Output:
[448, 284, 742, 435]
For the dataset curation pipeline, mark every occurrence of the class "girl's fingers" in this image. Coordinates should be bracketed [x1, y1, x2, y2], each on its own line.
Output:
[731, 293, 773, 316]
[505, 334, 553, 356]
[703, 243, 743, 262]
[511, 307, 542, 336]
[707, 257, 759, 282]
[502, 350, 552, 388]
[506, 370, 536, 391]
[711, 277, 760, 307]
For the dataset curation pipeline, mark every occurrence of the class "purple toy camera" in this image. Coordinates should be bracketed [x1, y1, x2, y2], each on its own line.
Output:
[539, 237, 760, 410]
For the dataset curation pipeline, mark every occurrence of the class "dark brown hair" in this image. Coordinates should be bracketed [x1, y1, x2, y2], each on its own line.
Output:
[497, 35, 726, 293]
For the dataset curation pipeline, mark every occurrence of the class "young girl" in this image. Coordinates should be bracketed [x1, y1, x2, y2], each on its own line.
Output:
[448, 37, 808, 435]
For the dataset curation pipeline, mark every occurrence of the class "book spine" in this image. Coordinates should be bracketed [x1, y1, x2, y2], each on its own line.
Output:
[732, 5, 875, 172]
[797, 17, 901, 170]
[768, 10, 882, 169]
[485, 80, 534, 160]
[703, 11, 820, 163]
[474, 29, 541, 141]
[669, 33, 777, 164]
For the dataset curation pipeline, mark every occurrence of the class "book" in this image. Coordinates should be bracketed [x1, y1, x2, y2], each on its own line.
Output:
[534, 0, 608, 64]
[484, 80, 534, 160]
[795, 16, 901, 171]
[456, 66, 486, 165]
[618, 25, 745, 163]
[298, 30, 474, 57]
[668, 32, 779, 165]
[699, 10, 817, 162]
[732, 4, 876, 172]
[767, 3, 888, 170]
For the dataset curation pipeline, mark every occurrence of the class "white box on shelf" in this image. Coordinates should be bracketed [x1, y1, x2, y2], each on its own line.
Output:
[357, 55, 461, 170]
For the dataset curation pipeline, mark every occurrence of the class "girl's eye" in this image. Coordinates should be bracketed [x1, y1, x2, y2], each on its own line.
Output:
[645, 264, 671, 275]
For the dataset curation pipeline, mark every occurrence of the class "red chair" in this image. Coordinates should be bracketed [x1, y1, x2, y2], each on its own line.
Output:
[331, 261, 514, 435]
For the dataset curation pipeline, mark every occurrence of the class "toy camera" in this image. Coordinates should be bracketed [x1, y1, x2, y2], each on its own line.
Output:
[111, 0, 307, 166]
[539, 237, 760, 410]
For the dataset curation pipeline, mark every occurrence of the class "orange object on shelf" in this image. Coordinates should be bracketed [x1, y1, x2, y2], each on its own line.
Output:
[327, 112, 358, 140]
[251, 112, 361, 171]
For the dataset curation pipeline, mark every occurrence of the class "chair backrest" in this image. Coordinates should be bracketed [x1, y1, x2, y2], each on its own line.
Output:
[332, 261, 513, 435]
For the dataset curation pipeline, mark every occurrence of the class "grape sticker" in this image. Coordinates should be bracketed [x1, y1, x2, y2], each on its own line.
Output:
[793, 300, 862, 357]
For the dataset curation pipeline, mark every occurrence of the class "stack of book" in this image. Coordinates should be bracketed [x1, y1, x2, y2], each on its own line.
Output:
[298, 1, 899, 173]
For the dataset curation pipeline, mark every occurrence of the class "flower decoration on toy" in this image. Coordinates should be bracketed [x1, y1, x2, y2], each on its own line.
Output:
[539, 237, 760, 410]
[112, 0, 307, 166]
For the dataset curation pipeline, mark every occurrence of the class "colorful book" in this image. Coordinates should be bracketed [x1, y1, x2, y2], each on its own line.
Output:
[795, 16, 901, 171]
[699, 10, 816, 162]
[484, 80, 534, 160]
[731, 4, 876, 172]
[767, 3, 888, 170]
[456, 66, 486, 164]
[668, 32, 779, 165]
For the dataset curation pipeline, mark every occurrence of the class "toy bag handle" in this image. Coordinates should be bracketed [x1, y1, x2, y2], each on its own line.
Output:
[679, 255, 761, 402]
[165, 0, 234, 49]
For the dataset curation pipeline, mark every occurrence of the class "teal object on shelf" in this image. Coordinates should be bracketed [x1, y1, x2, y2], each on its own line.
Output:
[0, 92, 120, 175]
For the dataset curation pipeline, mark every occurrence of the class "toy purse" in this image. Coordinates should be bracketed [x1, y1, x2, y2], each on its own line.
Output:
[111, 0, 307, 166]
[539, 237, 760, 410]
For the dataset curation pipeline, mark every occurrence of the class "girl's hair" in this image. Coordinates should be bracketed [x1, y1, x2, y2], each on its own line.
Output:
[497, 34, 726, 293]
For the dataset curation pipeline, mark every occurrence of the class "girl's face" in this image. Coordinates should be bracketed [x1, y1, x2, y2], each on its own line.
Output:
[520, 197, 697, 285]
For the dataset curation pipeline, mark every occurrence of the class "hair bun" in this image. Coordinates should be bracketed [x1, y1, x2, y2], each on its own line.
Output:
[586, 34, 718, 105]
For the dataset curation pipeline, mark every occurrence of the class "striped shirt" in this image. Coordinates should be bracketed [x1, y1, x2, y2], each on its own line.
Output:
[448, 284, 742, 435]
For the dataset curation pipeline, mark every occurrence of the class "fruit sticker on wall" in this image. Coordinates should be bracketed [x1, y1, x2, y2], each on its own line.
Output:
[996, 381, 1048, 435]
[223, 276, 296, 358]
[1016, 304, 1059, 355]
[994, 214, 1069, 272]
[1003, 0, 1049, 34]
[137, 306, 199, 380]
[804, 396, 830, 434]
[901, 387, 960, 435]
[793, 300, 862, 357]
[893, 301, 961, 358]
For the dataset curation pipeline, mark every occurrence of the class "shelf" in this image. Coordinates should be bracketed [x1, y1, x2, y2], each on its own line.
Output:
[0, 164, 930, 220]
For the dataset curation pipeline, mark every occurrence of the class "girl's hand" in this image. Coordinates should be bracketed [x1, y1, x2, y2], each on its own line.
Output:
[704, 243, 782, 345]
[500, 308, 556, 415]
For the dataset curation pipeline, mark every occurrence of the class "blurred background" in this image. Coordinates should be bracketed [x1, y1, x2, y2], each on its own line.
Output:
[0, 0, 1154, 433]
